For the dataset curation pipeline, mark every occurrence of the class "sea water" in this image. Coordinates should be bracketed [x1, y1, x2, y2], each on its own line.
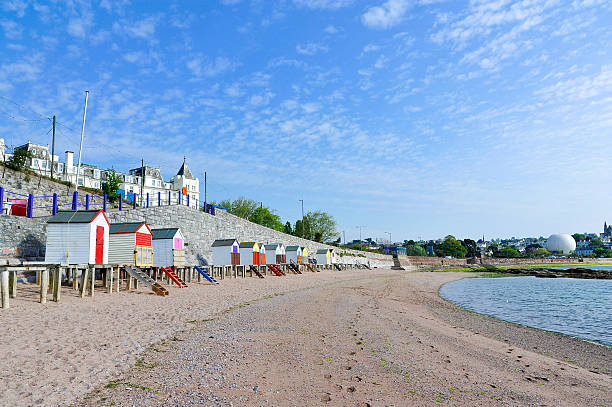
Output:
[439, 276, 612, 346]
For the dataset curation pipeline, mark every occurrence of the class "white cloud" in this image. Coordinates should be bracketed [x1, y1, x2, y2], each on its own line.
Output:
[2, 0, 27, 17]
[324, 25, 340, 34]
[187, 55, 235, 78]
[0, 20, 22, 39]
[362, 0, 411, 29]
[293, 0, 354, 9]
[363, 44, 381, 52]
[296, 42, 329, 56]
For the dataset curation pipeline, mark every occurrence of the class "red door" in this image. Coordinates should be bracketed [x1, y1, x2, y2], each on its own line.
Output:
[261, 253, 266, 265]
[253, 252, 260, 265]
[95, 226, 104, 264]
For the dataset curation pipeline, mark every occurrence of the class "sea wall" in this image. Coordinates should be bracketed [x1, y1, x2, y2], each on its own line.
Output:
[0, 215, 47, 262]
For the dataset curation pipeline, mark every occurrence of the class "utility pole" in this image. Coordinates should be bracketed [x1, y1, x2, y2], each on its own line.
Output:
[298, 199, 304, 238]
[386, 232, 392, 244]
[343, 230, 346, 246]
[356, 226, 365, 250]
[50, 115, 55, 180]
[140, 158, 144, 207]
[75, 90, 88, 194]
[204, 171, 207, 204]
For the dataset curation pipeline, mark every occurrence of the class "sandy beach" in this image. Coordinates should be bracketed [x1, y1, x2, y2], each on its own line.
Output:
[1, 269, 610, 406]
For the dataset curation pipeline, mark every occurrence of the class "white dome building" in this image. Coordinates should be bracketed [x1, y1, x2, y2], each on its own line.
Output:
[545, 234, 576, 254]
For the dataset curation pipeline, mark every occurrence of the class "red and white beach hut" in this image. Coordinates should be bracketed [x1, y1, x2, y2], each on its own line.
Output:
[45, 210, 110, 264]
[108, 222, 153, 266]
[239, 241, 260, 265]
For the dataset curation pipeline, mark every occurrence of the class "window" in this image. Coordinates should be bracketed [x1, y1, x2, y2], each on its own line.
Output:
[41, 161, 46, 169]
[78, 178, 84, 186]
[94, 169, 100, 179]
[32, 148, 36, 154]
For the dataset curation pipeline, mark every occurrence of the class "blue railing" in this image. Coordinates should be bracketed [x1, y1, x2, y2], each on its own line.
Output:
[0, 185, 218, 218]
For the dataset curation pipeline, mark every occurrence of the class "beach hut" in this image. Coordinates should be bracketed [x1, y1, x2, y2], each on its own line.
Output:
[316, 248, 331, 265]
[211, 239, 240, 266]
[264, 243, 285, 264]
[151, 228, 185, 268]
[259, 244, 266, 265]
[330, 248, 337, 263]
[286, 245, 303, 264]
[45, 210, 110, 265]
[239, 241, 260, 265]
[108, 222, 153, 267]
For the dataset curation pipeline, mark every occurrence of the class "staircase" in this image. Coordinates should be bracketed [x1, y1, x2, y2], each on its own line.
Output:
[125, 266, 169, 296]
[333, 263, 342, 271]
[391, 254, 405, 270]
[267, 264, 285, 276]
[160, 267, 188, 288]
[305, 263, 317, 273]
[288, 262, 302, 274]
[194, 266, 219, 284]
[249, 265, 265, 278]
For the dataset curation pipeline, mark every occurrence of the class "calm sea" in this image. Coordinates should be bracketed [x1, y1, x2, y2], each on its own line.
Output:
[440, 275, 612, 346]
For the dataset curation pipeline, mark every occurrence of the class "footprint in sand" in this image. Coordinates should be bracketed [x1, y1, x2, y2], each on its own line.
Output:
[347, 386, 356, 393]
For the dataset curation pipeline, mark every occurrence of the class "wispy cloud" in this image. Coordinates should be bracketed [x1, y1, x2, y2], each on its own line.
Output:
[362, 0, 411, 29]
[296, 42, 329, 56]
[293, 0, 354, 9]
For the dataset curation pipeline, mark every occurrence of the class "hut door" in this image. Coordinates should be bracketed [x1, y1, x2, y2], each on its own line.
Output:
[95, 226, 104, 264]
[231, 252, 240, 265]
[253, 252, 260, 265]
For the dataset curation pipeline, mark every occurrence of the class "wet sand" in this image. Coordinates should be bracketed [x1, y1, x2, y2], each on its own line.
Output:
[70, 271, 610, 406]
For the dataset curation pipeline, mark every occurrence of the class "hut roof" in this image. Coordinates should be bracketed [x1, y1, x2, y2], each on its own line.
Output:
[151, 228, 180, 240]
[264, 244, 279, 250]
[316, 249, 329, 254]
[110, 222, 151, 234]
[286, 245, 300, 251]
[47, 209, 109, 225]
[239, 241, 258, 248]
[212, 239, 237, 247]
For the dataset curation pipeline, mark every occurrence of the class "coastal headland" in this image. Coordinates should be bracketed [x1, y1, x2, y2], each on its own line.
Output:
[1, 269, 609, 406]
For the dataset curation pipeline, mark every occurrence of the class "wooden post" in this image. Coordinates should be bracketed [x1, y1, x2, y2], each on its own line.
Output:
[40, 268, 49, 304]
[36, 270, 41, 285]
[9, 270, 17, 298]
[126, 274, 132, 290]
[80, 267, 88, 298]
[107, 266, 113, 294]
[1, 268, 9, 309]
[72, 268, 79, 290]
[89, 265, 95, 296]
[115, 267, 120, 292]
[53, 266, 61, 302]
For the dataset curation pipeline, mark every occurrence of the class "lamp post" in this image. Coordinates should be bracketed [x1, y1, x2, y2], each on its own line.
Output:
[356, 226, 365, 250]
[298, 199, 304, 238]
[386, 232, 391, 244]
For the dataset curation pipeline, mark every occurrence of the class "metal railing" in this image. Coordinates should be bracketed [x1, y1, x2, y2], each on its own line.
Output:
[0, 186, 222, 218]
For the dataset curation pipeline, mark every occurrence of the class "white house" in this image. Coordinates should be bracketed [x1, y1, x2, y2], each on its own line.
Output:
[264, 243, 285, 264]
[239, 241, 260, 265]
[286, 245, 303, 264]
[45, 210, 110, 265]
[211, 239, 240, 265]
[151, 228, 185, 268]
[108, 222, 153, 266]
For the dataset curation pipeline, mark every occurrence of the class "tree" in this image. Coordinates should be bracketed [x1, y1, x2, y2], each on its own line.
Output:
[437, 235, 468, 258]
[405, 244, 426, 256]
[294, 219, 304, 237]
[102, 169, 120, 202]
[7, 149, 32, 171]
[593, 248, 612, 258]
[302, 210, 338, 243]
[461, 239, 479, 257]
[284, 221, 293, 235]
[217, 197, 259, 219]
[589, 238, 604, 248]
[572, 233, 587, 242]
[496, 246, 521, 258]
[249, 206, 284, 231]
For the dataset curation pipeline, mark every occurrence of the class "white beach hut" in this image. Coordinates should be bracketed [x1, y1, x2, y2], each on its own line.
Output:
[151, 228, 186, 268]
[316, 248, 331, 265]
[108, 222, 153, 267]
[286, 245, 303, 264]
[239, 241, 260, 265]
[301, 247, 309, 263]
[211, 239, 240, 266]
[264, 243, 285, 264]
[45, 210, 110, 265]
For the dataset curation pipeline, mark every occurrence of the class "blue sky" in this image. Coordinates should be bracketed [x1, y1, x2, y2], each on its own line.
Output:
[1, 0, 611, 242]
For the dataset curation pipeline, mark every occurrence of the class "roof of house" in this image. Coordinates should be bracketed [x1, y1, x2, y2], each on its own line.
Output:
[47, 210, 108, 225]
[239, 241, 259, 248]
[211, 238, 238, 247]
[176, 159, 195, 180]
[109, 222, 151, 234]
[286, 245, 300, 251]
[151, 228, 181, 240]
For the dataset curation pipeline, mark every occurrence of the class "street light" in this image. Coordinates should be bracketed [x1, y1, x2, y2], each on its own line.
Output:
[298, 199, 304, 237]
[386, 232, 391, 244]
[356, 226, 365, 250]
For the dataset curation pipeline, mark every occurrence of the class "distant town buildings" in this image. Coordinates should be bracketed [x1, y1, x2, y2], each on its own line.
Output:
[0, 139, 200, 208]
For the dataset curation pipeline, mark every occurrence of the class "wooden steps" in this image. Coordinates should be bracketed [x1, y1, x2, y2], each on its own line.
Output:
[288, 262, 302, 274]
[305, 263, 317, 273]
[267, 264, 284, 276]
[125, 266, 168, 296]
[249, 265, 265, 278]
[160, 267, 188, 288]
[194, 266, 219, 284]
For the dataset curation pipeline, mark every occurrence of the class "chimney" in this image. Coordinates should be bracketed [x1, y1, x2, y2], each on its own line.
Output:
[65, 151, 74, 172]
